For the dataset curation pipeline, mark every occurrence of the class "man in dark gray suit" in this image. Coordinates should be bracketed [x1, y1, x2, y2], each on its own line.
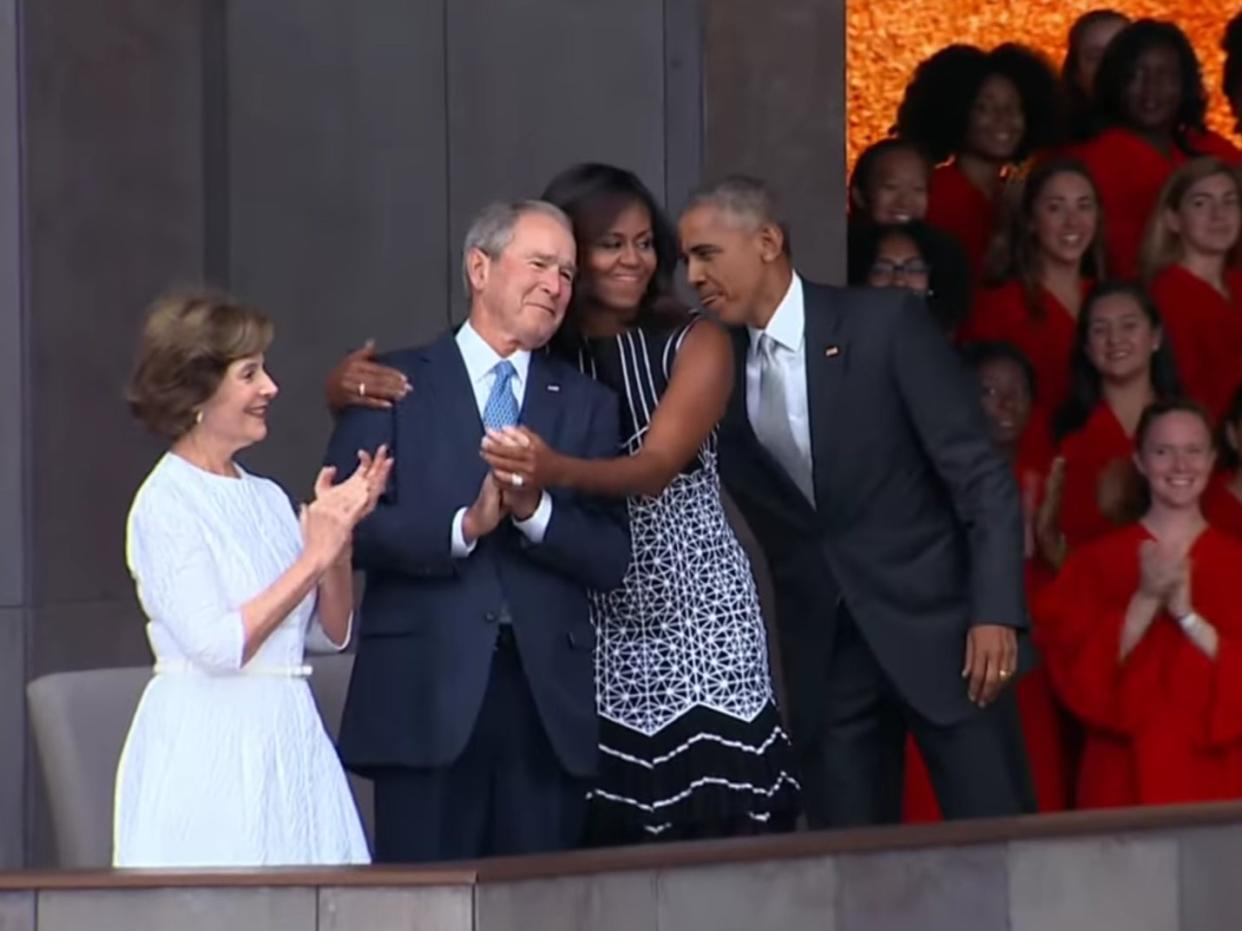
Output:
[678, 176, 1034, 826]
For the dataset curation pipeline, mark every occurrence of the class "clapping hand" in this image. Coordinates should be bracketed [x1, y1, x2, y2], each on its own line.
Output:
[1034, 457, 1068, 570]
[301, 445, 394, 569]
[481, 427, 558, 520]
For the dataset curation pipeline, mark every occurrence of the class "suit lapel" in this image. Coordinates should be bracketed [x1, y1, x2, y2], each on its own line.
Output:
[803, 282, 848, 513]
[420, 333, 488, 487]
[519, 350, 564, 448]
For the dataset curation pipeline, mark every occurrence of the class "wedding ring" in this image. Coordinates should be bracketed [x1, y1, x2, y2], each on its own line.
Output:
[358, 382, 367, 397]
[998, 669, 1011, 680]
[511, 474, 525, 488]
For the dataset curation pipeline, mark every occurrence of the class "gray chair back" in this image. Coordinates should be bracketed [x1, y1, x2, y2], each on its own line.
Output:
[26, 667, 151, 867]
[27, 655, 371, 867]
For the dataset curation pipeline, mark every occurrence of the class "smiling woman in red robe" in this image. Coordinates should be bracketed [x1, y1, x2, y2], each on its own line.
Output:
[1037, 400, 1242, 808]
[1076, 21, 1242, 280]
[1037, 283, 1183, 570]
[1142, 159, 1242, 421]
[962, 159, 1105, 458]
[896, 43, 1061, 277]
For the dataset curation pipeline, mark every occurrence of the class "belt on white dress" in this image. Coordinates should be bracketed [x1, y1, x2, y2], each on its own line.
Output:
[152, 660, 313, 679]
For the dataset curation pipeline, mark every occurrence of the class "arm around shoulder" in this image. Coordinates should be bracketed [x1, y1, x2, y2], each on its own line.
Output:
[525, 384, 631, 591]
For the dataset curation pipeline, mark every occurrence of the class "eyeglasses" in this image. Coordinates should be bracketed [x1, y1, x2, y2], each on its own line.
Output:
[869, 259, 931, 280]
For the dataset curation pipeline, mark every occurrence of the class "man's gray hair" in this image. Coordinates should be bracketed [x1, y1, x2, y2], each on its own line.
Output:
[685, 175, 792, 256]
[461, 199, 573, 294]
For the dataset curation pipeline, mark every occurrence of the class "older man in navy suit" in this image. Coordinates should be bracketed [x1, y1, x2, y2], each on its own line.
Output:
[325, 200, 630, 862]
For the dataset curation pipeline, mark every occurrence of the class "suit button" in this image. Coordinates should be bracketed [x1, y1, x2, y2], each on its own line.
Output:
[485, 612, 498, 624]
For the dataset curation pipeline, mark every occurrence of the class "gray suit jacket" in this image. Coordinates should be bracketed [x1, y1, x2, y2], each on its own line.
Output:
[718, 280, 1027, 741]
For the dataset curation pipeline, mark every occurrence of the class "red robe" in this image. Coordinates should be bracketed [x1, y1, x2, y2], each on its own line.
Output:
[1150, 264, 1242, 421]
[1058, 404, 1134, 550]
[903, 449, 1069, 820]
[1077, 128, 1242, 280]
[1035, 524, 1242, 808]
[1204, 475, 1242, 542]
[961, 278, 1091, 452]
[926, 161, 1000, 277]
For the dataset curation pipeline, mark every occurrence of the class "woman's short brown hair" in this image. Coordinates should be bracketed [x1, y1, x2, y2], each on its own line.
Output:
[126, 291, 274, 439]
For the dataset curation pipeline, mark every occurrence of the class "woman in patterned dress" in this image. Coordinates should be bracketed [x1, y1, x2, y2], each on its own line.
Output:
[481, 163, 800, 843]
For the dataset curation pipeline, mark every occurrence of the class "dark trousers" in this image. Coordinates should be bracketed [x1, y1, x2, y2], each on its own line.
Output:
[371, 628, 587, 862]
[800, 608, 1035, 828]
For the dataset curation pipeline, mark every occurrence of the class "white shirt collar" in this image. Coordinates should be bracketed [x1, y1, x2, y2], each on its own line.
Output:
[456, 319, 532, 387]
[748, 272, 805, 353]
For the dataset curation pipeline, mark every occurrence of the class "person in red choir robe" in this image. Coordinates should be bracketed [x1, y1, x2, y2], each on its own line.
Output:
[1141, 159, 1242, 421]
[1062, 10, 1130, 143]
[1037, 399, 1242, 809]
[1204, 384, 1242, 540]
[848, 138, 932, 226]
[1077, 20, 1242, 280]
[904, 342, 1069, 821]
[896, 43, 1062, 277]
[1036, 282, 1182, 571]
[847, 220, 973, 336]
[962, 158, 1106, 463]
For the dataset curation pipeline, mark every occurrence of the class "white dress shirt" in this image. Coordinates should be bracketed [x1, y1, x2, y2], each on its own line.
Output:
[745, 273, 813, 474]
[450, 321, 552, 556]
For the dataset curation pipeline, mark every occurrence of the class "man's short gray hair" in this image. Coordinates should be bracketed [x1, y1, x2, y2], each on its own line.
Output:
[685, 175, 792, 256]
[461, 199, 573, 295]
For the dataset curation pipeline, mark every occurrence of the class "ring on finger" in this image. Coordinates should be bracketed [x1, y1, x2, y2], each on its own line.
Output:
[998, 668, 1011, 680]
[511, 474, 525, 488]
[358, 382, 367, 398]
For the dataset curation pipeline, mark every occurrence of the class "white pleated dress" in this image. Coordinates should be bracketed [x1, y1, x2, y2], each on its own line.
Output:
[113, 453, 370, 868]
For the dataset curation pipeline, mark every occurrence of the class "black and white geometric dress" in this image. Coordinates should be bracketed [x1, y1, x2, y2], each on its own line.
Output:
[577, 317, 800, 843]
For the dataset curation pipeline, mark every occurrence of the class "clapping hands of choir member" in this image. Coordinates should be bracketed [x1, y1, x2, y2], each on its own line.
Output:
[1126, 536, 1218, 661]
[1035, 457, 1069, 571]
[301, 445, 393, 570]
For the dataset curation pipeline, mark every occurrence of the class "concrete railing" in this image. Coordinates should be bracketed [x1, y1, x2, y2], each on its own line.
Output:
[2, 801, 1241, 930]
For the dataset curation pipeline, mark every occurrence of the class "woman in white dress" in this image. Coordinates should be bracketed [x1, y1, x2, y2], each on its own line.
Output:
[114, 292, 392, 868]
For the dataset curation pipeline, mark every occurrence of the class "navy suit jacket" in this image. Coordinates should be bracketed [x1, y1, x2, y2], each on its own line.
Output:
[324, 332, 630, 778]
[718, 281, 1027, 740]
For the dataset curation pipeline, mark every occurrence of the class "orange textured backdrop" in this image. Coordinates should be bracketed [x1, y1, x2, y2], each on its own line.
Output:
[846, 2, 1235, 172]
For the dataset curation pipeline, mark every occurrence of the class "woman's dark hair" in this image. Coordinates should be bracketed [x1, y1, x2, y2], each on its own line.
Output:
[895, 42, 1062, 165]
[540, 162, 686, 332]
[1219, 381, 1242, 470]
[961, 340, 1038, 401]
[847, 220, 973, 333]
[1225, 13, 1242, 123]
[1061, 9, 1130, 140]
[1053, 280, 1182, 440]
[1090, 19, 1208, 144]
[848, 137, 932, 217]
[985, 157, 1107, 310]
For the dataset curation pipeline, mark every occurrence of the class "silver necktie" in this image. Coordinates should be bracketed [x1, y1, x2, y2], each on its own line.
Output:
[755, 334, 815, 505]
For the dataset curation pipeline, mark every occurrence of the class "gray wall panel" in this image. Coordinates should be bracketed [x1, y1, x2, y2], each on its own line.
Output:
[226, 0, 449, 494]
[24, 0, 206, 607]
[445, 0, 668, 319]
[0, 0, 23, 609]
[703, 0, 846, 283]
[0, 611, 25, 868]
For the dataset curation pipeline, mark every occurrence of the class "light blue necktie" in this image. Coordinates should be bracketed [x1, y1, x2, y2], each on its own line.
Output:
[482, 360, 519, 429]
